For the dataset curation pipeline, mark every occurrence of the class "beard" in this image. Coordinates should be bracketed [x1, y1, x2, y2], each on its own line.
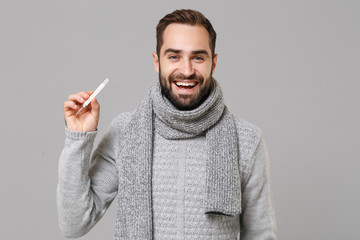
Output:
[159, 69, 213, 111]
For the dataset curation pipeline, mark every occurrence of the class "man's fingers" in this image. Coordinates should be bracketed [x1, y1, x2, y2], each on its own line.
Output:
[64, 90, 99, 117]
[64, 101, 81, 118]
[78, 91, 90, 99]
[64, 100, 79, 111]
[68, 91, 90, 103]
[63, 90, 99, 132]
[68, 94, 85, 104]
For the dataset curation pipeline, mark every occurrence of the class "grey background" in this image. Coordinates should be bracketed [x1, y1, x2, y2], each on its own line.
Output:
[0, 0, 359, 239]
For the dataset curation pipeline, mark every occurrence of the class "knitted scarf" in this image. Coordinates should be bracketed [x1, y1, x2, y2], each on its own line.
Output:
[115, 79, 241, 239]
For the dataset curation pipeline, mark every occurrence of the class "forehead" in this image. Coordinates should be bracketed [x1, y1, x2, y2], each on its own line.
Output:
[161, 23, 211, 54]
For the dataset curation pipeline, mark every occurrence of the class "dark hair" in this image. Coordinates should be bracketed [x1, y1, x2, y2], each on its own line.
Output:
[156, 9, 217, 57]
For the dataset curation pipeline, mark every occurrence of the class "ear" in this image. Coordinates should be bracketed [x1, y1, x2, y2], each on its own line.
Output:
[211, 54, 218, 74]
[152, 52, 159, 73]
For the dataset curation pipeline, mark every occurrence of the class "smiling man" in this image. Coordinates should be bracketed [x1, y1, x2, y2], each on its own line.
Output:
[154, 22, 217, 110]
[58, 9, 277, 239]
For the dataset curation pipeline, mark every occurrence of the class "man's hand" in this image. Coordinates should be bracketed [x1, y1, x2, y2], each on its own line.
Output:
[64, 91, 100, 132]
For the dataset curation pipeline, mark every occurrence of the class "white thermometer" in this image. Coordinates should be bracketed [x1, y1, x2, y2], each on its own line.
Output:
[75, 78, 109, 116]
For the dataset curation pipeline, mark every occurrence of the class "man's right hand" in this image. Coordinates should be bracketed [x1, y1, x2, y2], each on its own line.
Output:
[64, 91, 100, 132]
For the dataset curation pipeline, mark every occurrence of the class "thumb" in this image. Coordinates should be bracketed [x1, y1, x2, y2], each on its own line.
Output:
[90, 97, 100, 114]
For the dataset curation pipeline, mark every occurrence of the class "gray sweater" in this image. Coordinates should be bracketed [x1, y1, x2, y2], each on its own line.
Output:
[57, 112, 276, 239]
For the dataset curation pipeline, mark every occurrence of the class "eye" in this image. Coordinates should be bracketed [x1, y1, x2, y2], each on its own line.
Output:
[169, 55, 179, 60]
[194, 56, 205, 61]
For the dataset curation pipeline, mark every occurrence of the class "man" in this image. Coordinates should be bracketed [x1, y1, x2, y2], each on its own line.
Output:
[58, 9, 277, 239]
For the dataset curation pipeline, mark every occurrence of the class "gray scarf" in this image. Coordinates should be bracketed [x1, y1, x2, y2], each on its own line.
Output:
[115, 79, 241, 239]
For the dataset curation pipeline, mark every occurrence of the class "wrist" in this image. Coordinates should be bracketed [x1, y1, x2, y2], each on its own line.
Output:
[65, 127, 97, 140]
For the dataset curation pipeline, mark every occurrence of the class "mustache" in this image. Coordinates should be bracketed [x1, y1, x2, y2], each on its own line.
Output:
[169, 72, 204, 83]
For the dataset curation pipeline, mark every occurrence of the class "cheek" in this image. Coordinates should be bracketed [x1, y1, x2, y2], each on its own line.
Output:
[161, 65, 179, 79]
[159, 62, 173, 75]
[198, 64, 213, 78]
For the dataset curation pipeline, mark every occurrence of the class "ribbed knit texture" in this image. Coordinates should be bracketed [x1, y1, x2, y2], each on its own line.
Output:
[151, 79, 242, 216]
[151, 79, 225, 138]
[152, 132, 240, 239]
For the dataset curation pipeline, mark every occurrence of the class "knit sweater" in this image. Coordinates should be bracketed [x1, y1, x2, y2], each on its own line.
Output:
[152, 131, 240, 239]
[57, 112, 276, 239]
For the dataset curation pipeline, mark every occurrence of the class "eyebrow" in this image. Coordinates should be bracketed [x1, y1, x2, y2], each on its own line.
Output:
[163, 48, 210, 57]
[191, 50, 210, 56]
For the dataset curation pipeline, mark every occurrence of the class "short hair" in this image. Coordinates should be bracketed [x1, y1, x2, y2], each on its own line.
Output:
[156, 9, 217, 58]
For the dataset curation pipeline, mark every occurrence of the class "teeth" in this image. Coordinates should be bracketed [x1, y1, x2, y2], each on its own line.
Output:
[175, 82, 196, 87]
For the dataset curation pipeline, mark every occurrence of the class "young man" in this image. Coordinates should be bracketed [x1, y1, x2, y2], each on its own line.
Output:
[58, 9, 277, 239]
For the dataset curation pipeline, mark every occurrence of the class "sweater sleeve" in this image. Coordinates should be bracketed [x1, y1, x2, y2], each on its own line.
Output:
[240, 137, 277, 240]
[57, 122, 119, 238]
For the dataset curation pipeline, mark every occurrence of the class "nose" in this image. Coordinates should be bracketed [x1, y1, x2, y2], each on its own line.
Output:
[180, 58, 194, 78]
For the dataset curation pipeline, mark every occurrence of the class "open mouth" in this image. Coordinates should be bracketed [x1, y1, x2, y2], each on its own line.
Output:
[173, 81, 198, 89]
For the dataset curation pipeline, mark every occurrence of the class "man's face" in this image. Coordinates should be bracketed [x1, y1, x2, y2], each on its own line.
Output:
[153, 23, 217, 110]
